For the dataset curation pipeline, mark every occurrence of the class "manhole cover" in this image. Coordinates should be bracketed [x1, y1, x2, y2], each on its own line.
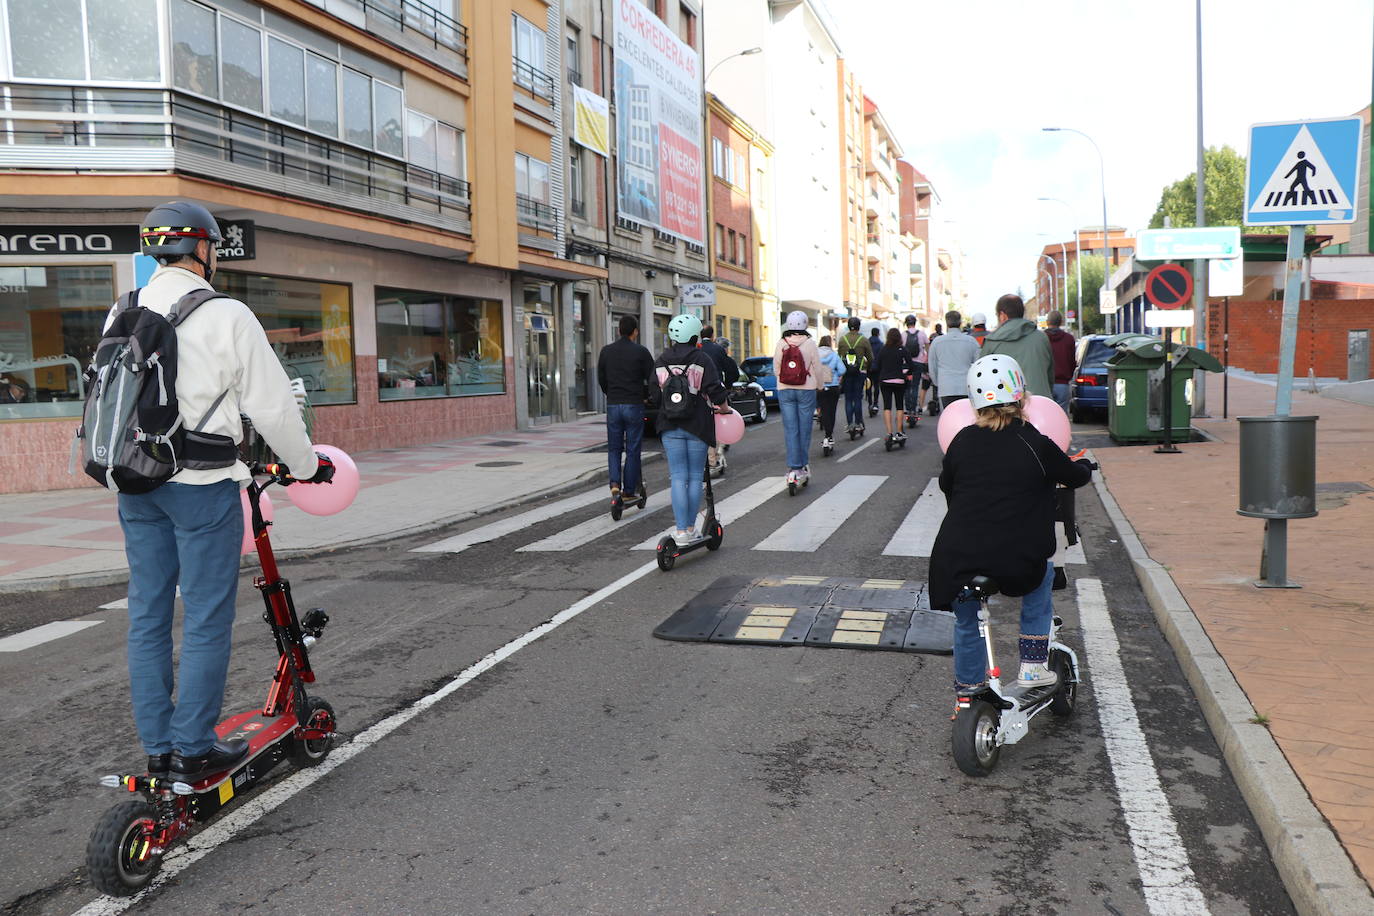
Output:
[482, 440, 525, 447]
[475, 461, 522, 468]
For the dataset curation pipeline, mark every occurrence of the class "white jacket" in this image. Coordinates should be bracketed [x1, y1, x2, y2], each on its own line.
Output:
[103, 266, 318, 485]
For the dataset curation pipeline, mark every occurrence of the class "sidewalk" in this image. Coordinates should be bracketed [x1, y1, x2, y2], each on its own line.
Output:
[0, 415, 627, 592]
[1093, 371, 1374, 915]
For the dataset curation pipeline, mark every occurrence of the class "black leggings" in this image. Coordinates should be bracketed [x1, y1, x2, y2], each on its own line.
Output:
[880, 382, 906, 411]
[817, 386, 840, 437]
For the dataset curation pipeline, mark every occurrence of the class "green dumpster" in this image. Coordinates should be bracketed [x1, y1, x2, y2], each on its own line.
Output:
[1106, 340, 1223, 443]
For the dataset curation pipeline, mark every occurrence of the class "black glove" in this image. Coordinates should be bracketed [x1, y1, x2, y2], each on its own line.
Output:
[1075, 458, 1096, 473]
[306, 453, 335, 484]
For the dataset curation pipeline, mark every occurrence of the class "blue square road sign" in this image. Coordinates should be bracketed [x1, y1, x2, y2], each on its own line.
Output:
[1245, 117, 1363, 226]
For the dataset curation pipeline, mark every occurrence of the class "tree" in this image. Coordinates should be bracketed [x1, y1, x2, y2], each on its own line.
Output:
[1149, 145, 1248, 229]
[1066, 255, 1109, 334]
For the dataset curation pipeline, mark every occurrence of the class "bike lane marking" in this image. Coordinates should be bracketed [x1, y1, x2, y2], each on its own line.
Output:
[835, 435, 881, 463]
[1076, 577, 1210, 915]
[410, 487, 606, 553]
[0, 620, 102, 652]
[72, 558, 661, 916]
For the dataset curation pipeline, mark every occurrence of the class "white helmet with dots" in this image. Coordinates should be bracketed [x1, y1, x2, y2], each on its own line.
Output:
[966, 354, 1027, 407]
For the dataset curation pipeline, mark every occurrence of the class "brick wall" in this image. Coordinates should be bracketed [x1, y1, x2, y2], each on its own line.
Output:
[1206, 297, 1374, 378]
[0, 357, 517, 495]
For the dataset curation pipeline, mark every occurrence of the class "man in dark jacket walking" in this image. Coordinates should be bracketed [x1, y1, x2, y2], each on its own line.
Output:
[836, 317, 874, 435]
[597, 315, 655, 501]
[866, 327, 884, 414]
[1044, 311, 1077, 411]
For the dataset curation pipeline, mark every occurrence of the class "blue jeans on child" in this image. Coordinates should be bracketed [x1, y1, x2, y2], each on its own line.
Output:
[118, 479, 243, 756]
[777, 387, 817, 470]
[660, 427, 708, 530]
[606, 403, 644, 492]
[950, 560, 1056, 690]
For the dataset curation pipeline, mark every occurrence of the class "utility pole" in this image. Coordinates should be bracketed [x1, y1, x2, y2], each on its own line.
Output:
[1192, 0, 1209, 415]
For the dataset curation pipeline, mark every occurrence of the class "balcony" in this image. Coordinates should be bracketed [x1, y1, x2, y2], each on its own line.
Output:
[0, 84, 471, 235]
[866, 233, 882, 263]
[343, 0, 469, 75]
[516, 193, 560, 252]
[514, 59, 558, 105]
[567, 66, 583, 87]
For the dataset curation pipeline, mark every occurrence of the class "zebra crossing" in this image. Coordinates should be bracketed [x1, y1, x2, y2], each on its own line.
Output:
[412, 474, 1090, 564]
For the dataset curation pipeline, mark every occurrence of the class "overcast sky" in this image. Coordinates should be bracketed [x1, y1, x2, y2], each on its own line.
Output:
[821, 0, 1374, 313]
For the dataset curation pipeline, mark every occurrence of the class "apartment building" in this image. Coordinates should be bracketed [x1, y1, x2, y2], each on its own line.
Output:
[837, 60, 866, 324]
[896, 160, 934, 323]
[0, 0, 611, 492]
[860, 95, 905, 325]
[1036, 226, 1135, 322]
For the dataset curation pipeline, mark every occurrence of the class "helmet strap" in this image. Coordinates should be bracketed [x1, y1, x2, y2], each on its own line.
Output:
[189, 248, 214, 284]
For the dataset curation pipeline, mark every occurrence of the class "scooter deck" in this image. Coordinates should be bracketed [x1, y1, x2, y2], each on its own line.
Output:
[179, 709, 300, 819]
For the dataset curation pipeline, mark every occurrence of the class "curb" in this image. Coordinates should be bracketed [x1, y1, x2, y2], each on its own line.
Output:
[0, 452, 659, 596]
[1091, 466, 1374, 916]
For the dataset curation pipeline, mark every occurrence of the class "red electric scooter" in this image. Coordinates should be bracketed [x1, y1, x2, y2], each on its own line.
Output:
[86, 461, 337, 897]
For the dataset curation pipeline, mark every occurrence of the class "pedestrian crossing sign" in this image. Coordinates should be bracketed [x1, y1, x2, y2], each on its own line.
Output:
[1245, 117, 1363, 226]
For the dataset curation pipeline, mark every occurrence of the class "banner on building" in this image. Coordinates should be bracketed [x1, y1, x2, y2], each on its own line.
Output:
[572, 86, 610, 157]
[612, 0, 704, 246]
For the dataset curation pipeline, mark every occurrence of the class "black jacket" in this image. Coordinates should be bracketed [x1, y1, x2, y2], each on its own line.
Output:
[928, 420, 1092, 609]
[653, 343, 729, 446]
[873, 341, 913, 382]
[699, 339, 739, 386]
[597, 336, 655, 405]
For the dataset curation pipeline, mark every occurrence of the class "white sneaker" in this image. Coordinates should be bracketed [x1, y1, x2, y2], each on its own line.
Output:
[1017, 663, 1059, 688]
[786, 469, 798, 485]
[682, 527, 699, 543]
[798, 465, 811, 483]
[673, 528, 692, 542]
[822, 437, 834, 448]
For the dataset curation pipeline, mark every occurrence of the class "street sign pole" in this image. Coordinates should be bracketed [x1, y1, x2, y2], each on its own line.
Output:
[1274, 225, 1306, 416]
[1155, 326, 1180, 454]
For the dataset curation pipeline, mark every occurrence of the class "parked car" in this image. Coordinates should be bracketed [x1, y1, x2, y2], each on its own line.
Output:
[1070, 334, 1114, 422]
[740, 356, 777, 404]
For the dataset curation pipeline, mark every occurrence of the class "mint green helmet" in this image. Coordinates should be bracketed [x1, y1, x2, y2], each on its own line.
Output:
[668, 313, 702, 343]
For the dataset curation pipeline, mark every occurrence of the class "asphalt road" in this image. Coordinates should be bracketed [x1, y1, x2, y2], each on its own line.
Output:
[1, 409, 1294, 916]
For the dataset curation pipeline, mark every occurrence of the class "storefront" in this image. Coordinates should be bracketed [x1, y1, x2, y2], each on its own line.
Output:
[711, 282, 762, 360]
[0, 216, 515, 494]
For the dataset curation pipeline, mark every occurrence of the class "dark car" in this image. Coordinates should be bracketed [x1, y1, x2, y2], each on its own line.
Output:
[740, 356, 778, 404]
[643, 379, 767, 436]
[1070, 334, 1114, 422]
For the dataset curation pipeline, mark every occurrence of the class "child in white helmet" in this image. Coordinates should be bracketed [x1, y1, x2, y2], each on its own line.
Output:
[928, 354, 1093, 699]
[772, 310, 822, 487]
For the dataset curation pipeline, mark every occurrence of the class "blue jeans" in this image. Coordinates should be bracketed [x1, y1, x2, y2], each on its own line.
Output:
[777, 387, 817, 470]
[1053, 382, 1071, 411]
[951, 561, 1055, 691]
[118, 479, 242, 756]
[606, 403, 644, 492]
[905, 364, 925, 412]
[660, 428, 708, 530]
[842, 372, 865, 426]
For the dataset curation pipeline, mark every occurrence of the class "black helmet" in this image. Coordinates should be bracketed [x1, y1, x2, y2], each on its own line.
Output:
[140, 200, 222, 261]
[847, 317, 861, 331]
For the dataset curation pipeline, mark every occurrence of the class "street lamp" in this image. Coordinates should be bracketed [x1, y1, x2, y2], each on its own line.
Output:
[1038, 197, 1082, 334]
[1038, 232, 1069, 323]
[1037, 255, 1058, 313]
[1038, 268, 1055, 315]
[1043, 127, 1110, 332]
[705, 47, 762, 84]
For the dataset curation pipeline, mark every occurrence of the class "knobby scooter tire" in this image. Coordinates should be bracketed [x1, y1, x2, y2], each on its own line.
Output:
[287, 697, 336, 768]
[87, 800, 161, 897]
[1048, 650, 1077, 717]
[705, 520, 724, 551]
[952, 700, 1001, 777]
[656, 537, 677, 571]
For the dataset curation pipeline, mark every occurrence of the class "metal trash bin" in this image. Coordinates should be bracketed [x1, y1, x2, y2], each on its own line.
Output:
[1237, 415, 1318, 519]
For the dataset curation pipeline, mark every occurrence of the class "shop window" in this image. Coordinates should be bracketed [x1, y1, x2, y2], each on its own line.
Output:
[730, 317, 741, 350]
[7, 0, 159, 82]
[218, 272, 356, 405]
[743, 320, 753, 358]
[0, 265, 112, 419]
[375, 287, 504, 400]
[171, 0, 219, 97]
[221, 17, 264, 111]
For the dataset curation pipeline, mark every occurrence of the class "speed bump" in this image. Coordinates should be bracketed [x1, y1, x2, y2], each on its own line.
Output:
[653, 575, 953, 655]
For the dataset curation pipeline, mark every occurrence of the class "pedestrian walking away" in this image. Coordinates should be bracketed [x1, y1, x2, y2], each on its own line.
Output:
[980, 294, 1055, 398]
[867, 326, 884, 415]
[597, 314, 656, 511]
[928, 353, 1093, 700]
[928, 310, 982, 410]
[699, 325, 738, 476]
[901, 315, 929, 427]
[112, 200, 329, 783]
[836, 316, 872, 439]
[654, 314, 731, 542]
[925, 323, 944, 413]
[816, 334, 845, 456]
[773, 310, 822, 491]
[1044, 310, 1077, 412]
[968, 312, 989, 347]
[874, 326, 913, 450]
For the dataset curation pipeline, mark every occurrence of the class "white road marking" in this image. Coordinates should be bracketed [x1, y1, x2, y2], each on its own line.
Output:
[519, 498, 670, 551]
[1075, 578, 1210, 916]
[1064, 540, 1086, 565]
[835, 436, 881, 463]
[72, 559, 661, 916]
[754, 475, 887, 552]
[410, 487, 606, 553]
[99, 586, 180, 611]
[882, 477, 943, 557]
[633, 477, 786, 549]
[0, 620, 102, 652]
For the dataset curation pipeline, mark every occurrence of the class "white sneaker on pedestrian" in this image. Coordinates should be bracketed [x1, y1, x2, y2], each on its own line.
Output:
[822, 437, 834, 449]
[786, 469, 798, 485]
[1017, 662, 1059, 688]
[673, 528, 692, 543]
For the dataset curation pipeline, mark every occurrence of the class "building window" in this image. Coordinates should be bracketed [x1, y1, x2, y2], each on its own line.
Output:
[267, 37, 306, 127]
[0, 265, 113, 419]
[170, 0, 218, 97]
[714, 223, 725, 259]
[375, 287, 505, 400]
[743, 319, 753, 357]
[730, 317, 741, 350]
[8, 0, 160, 82]
[736, 232, 748, 268]
[515, 152, 551, 204]
[678, 4, 696, 47]
[305, 53, 339, 137]
[569, 144, 585, 218]
[732, 149, 746, 189]
[341, 67, 373, 148]
[712, 137, 725, 179]
[373, 81, 404, 158]
[220, 16, 264, 111]
[512, 14, 553, 99]
[726, 228, 737, 264]
[566, 28, 581, 86]
[218, 272, 356, 405]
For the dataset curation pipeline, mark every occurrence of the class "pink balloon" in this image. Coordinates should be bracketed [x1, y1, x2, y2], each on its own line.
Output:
[936, 398, 976, 452]
[1024, 395, 1071, 451]
[715, 407, 745, 445]
[285, 445, 360, 516]
[240, 488, 274, 555]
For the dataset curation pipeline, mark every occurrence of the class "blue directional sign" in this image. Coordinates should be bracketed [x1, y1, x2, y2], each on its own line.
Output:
[1137, 227, 1241, 261]
[1245, 117, 1363, 226]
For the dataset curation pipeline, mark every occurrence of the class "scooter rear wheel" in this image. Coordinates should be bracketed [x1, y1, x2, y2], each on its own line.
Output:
[610, 497, 623, 521]
[1048, 650, 1076, 717]
[656, 537, 677, 571]
[287, 697, 336, 768]
[952, 700, 1001, 777]
[705, 519, 724, 551]
[87, 800, 160, 897]
[884, 437, 893, 452]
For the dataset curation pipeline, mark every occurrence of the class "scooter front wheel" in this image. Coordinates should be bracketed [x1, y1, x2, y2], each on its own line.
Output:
[952, 700, 1001, 777]
[288, 697, 336, 767]
[636, 485, 648, 510]
[87, 800, 161, 897]
[656, 537, 677, 571]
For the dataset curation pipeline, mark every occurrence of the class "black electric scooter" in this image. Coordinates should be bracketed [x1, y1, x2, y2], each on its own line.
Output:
[655, 466, 723, 570]
[610, 483, 648, 521]
[86, 461, 337, 896]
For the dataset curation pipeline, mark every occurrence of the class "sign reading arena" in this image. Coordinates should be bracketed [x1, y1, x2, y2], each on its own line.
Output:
[613, 0, 704, 246]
